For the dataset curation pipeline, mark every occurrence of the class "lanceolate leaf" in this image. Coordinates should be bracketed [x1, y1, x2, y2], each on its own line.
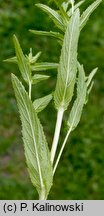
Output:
[28, 50, 42, 64]
[32, 74, 50, 84]
[31, 62, 59, 71]
[80, 0, 102, 30]
[4, 56, 17, 64]
[67, 63, 87, 130]
[13, 35, 31, 83]
[54, 9, 80, 110]
[33, 94, 52, 113]
[11, 74, 53, 199]
[36, 3, 65, 32]
[86, 68, 97, 87]
[68, 0, 84, 17]
[29, 30, 63, 41]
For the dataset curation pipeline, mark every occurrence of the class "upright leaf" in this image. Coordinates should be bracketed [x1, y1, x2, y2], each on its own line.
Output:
[67, 1, 84, 17]
[11, 74, 53, 199]
[28, 50, 42, 64]
[67, 63, 87, 130]
[36, 3, 65, 32]
[86, 68, 97, 87]
[33, 94, 52, 113]
[13, 35, 31, 83]
[54, 9, 80, 110]
[80, 0, 102, 30]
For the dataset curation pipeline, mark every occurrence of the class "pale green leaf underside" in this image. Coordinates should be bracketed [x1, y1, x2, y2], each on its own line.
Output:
[32, 74, 50, 84]
[54, 9, 80, 110]
[31, 62, 59, 71]
[29, 29, 63, 41]
[4, 56, 17, 64]
[13, 35, 31, 83]
[86, 68, 97, 87]
[67, 63, 87, 130]
[36, 3, 65, 32]
[28, 51, 42, 64]
[80, 0, 102, 30]
[11, 74, 53, 198]
[68, 0, 84, 17]
[33, 94, 52, 113]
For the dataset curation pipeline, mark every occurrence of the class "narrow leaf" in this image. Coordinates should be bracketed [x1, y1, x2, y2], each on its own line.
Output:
[67, 63, 87, 130]
[29, 29, 63, 41]
[28, 50, 42, 64]
[54, 9, 80, 110]
[32, 74, 50, 84]
[4, 56, 17, 64]
[36, 3, 65, 32]
[68, 0, 84, 17]
[80, 0, 102, 30]
[31, 62, 59, 71]
[86, 68, 97, 87]
[33, 94, 52, 113]
[11, 74, 53, 199]
[13, 35, 31, 83]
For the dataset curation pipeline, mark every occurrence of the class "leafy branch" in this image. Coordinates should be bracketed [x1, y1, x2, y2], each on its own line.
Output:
[5, 0, 102, 199]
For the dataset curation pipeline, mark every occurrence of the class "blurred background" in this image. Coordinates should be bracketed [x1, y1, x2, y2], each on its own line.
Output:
[0, 0, 104, 199]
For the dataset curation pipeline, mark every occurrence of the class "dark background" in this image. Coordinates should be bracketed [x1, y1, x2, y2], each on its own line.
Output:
[0, 0, 104, 199]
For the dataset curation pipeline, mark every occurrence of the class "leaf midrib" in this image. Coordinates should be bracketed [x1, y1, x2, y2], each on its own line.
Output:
[16, 82, 44, 190]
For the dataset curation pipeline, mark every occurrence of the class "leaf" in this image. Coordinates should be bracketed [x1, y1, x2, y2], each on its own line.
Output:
[28, 50, 42, 64]
[11, 74, 53, 199]
[33, 94, 52, 113]
[32, 74, 50, 84]
[29, 29, 63, 41]
[31, 62, 59, 71]
[36, 3, 65, 32]
[86, 68, 97, 87]
[85, 68, 97, 104]
[67, 0, 84, 17]
[67, 63, 87, 130]
[80, 0, 102, 30]
[54, 9, 80, 110]
[13, 35, 31, 83]
[58, 5, 69, 26]
[4, 56, 17, 64]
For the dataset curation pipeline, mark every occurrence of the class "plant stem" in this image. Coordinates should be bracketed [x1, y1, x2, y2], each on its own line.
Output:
[39, 187, 47, 200]
[51, 107, 64, 164]
[53, 127, 72, 175]
[29, 81, 32, 99]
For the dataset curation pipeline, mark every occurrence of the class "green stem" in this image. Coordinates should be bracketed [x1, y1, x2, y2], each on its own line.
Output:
[53, 127, 72, 175]
[29, 81, 32, 99]
[51, 107, 64, 164]
[39, 187, 47, 200]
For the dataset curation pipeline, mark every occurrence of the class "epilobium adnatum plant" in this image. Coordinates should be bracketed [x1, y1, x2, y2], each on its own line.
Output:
[6, 0, 102, 199]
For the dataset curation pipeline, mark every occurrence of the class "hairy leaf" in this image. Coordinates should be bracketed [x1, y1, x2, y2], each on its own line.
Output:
[67, 63, 87, 130]
[11, 74, 53, 199]
[36, 3, 65, 32]
[54, 9, 80, 110]
[86, 68, 97, 87]
[80, 0, 102, 30]
[32, 74, 50, 84]
[85, 68, 97, 104]
[31, 62, 59, 71]
[33, 94, 52, 113]
[4, 56, 17, 64]
[68, 0, 84, 17]
[28, 50, 42, 64]
[13, 35, 31, 83]
[29, 30, 63, 41]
